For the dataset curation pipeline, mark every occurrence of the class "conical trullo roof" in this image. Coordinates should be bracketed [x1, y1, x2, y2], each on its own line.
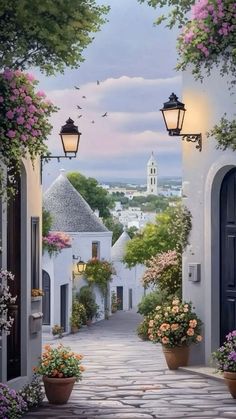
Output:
[43, 173, 108, 233]
[111, 231, 131, 261]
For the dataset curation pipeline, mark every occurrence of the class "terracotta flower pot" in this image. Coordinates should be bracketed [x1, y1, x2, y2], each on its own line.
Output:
[43, 376, 76, 404]
[71, 326, 79, 334]
[162, 345, 189, 370]
[223, 371, 236, 398]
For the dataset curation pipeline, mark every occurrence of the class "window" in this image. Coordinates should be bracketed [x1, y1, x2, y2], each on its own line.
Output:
[150, 178, 153, 185]
[92, 241, 100, 259]
[31, 217, 39, 290]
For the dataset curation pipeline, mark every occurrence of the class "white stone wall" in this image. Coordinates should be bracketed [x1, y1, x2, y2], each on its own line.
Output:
[182, 68, 236, 365]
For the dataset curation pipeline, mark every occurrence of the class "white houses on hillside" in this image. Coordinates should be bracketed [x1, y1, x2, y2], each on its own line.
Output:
[111, 231, 146, 311]
[42, 172, 112, 331]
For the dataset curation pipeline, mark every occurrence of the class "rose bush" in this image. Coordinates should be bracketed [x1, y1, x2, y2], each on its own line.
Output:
[0, 69, 57, 198]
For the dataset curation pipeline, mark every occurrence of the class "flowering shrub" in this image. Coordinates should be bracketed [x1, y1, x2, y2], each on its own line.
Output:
[70, 299, 87, 329]
[142, 250, 182, 294]
[35, 344, 85, 381]
[0, 269, 17, 335]
[0, 69, 57, 198]
[177, 0, 236, 83]
[42, 232, 71, 257]
[148, 298, 202, 347]
[0, 383, 28, 418]
[84, 258, 116, 295]
[31, 288, 44, 297]
[212, 331, 236, 372]
[19, 374, 44, 409]
[207, 115, 236, 151]
[52, 324, 64, 338]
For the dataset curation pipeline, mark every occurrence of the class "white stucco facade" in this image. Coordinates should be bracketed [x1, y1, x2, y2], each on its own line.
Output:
[182, 68, 236, 365]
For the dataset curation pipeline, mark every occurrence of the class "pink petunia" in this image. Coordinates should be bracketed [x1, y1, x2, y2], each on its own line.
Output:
[24, 96, 32, 104]
[0, 97, 3, 103]
[7, 130, 16, 138]
[36, 90, 46, 98]
[16, 116, 25, 124]
[26, 73, 35, 82]
[13, 89, 19, 96]
[6, 110, 14, 119]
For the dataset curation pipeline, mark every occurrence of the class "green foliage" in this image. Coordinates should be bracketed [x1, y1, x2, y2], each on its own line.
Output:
[42, 208, 52, 237]
[137, 317, 150, 341]
[77, 286, 99, 320]
[127, 226, 139, 239]
[207, 115, 236, 152]
[19, 374, 44, 409]
[84, 258, 115, 295]
[67, 172, 113, 219]
[137, 0, 194, 28]
[70, 298, 87, 328]
[0, 0, 109, 74]
[103, 217, 123, 244]
[124, 204, 192, 267]
[111, 290, 118, 313]
[137, 289, 168, 316]
[51, 324, 64, 338]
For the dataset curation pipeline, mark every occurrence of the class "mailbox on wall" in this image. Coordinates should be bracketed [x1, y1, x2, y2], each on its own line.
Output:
[188, 263, 201, 283]
[29, 312, 43, 334]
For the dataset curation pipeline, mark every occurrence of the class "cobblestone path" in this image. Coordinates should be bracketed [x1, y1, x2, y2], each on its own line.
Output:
[24, 311, 236, 419]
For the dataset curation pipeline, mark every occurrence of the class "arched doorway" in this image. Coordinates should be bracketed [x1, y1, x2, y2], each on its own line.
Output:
[42, 270, 51, 325]
[220, 168, 236, 343]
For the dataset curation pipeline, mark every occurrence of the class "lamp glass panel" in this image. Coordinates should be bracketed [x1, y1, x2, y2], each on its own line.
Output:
[163, 109, 180, 131]
[61, 134, 79, 153]
[178, 109, 185, 131]
[77, 261, 86, 273]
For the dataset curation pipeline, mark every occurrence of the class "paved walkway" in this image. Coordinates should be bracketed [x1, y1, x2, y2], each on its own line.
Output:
[25, 311, 236, 419]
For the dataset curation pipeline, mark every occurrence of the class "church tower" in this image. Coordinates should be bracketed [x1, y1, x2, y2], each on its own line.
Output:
[147, 152, 158, 195]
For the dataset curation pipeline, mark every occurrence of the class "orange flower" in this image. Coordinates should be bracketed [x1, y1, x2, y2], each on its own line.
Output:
[171, 323, 179, 331]
[80, 365, 86, 372]
[187, 328, 194, 336]
[149, 320, 154, 327]
[44, 344, 51, 351]
[162, 337, 169, 344]
[160, 323, 170, 332]
[172, 305, 179, 313]
[189, 319, 197, 328]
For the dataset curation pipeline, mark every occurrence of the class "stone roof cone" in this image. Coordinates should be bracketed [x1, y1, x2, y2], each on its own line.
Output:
[43, 173, 108, 233]
[111, 230, 131, 261]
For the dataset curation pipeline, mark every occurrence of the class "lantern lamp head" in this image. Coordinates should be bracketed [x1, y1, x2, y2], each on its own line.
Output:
[160, 93, 186, 136]
[60, 118, 81, 156]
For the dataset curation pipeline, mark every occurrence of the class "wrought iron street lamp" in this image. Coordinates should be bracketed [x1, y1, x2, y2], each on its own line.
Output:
[160, 93, 202, 151]
[72, 255, 86, 276]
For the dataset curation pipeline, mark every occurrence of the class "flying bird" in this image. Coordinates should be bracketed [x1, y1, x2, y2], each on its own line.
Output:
[77, 105, 82, 109]
[97, 80, 100, 85]
[77, 115, 82, 118]
[74, 86, 80, 90]
[91, 120, 95, 124]
[82, 95, 86, 99]
[101, 112, 108, 117]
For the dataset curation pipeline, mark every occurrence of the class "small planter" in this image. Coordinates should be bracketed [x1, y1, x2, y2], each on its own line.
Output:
[162, 345, 189, 370]
[223, 372, 236, 398]
[43, 376, 76, 404]
[71, 326, 79, 334]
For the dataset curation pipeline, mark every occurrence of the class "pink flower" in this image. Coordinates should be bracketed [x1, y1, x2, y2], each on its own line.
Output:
[28, 104, 36, 114]
[36, 90, 46, 98]
[26, 73, 35, 82]
[14, 70, 22, 76]
[16, 116, 25, 124]
[20, 134, 28, 142]
[7, 130, 16, 138]
[9, 96, 16, 101]
[24, 96, 32, 104]
[13, 89, 19, 96]
[3, 69, 14, 80]
[6, 110, 14, 119]
[0, 96, 3, 103]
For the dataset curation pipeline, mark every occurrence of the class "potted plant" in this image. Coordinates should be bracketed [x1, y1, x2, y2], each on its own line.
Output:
[111, 291, 118, 313]
[148, 297, 202, 369]
[51, 324, 64, 338]
[34, 344, 84, 404]
[212, 331, 236, 398]
[70, 299, 87, 333]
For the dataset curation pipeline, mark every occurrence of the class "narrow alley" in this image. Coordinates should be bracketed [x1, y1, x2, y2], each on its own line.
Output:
[25, 311, 236, 419]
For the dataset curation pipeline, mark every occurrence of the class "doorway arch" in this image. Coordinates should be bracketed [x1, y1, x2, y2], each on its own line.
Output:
[220, 168, 236, 343]
[42, 270, 51, 325]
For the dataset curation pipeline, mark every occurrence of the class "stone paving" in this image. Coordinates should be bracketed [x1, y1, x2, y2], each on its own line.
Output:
[24, 311, 236, 419]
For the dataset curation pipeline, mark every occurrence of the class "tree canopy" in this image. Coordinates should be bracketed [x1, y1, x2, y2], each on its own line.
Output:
[67, 171, 113, 219]
[0, 0, 109, 74]
[123, 204, 191, 268]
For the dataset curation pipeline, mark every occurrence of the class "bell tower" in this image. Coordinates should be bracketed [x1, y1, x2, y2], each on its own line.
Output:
[147, 152, 158, 195]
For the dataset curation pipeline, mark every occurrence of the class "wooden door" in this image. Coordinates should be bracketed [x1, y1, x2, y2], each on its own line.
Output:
[117, 286, 123, 310]
[220, 168, 236, 344]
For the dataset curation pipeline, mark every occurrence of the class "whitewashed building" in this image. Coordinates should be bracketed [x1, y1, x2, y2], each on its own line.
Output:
[182, 69, 235, 365]
[42, 172, 112, 328]
[111, 231, 146, 311]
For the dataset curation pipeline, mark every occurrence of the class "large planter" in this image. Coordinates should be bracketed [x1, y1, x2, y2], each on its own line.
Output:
[162, 345, 189, 370]
[223, 372, 236, 398]
[71, 325, 79, 334]
[43, 376, 76, 404]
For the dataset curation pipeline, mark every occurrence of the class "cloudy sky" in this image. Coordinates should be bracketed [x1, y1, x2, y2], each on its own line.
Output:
[38, 0, 182, 186]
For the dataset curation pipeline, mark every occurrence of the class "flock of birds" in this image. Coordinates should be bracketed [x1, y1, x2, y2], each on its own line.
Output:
[74, 80, 108, 124]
